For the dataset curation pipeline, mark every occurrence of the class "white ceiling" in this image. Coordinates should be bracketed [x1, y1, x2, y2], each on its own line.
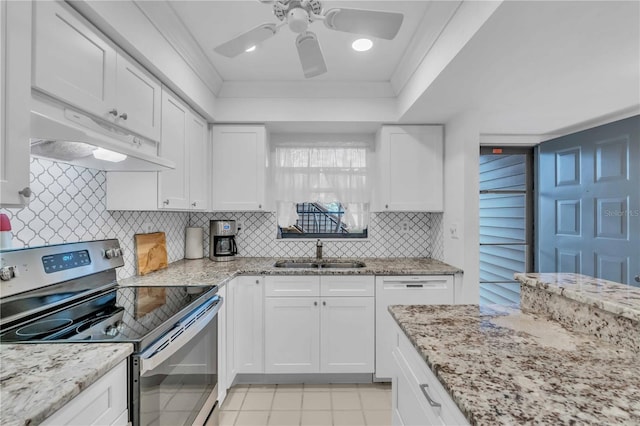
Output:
[169, 1, 432, 83]
[125, 0, 639, 135]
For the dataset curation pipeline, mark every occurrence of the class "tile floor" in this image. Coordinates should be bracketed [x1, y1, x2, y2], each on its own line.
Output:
[211, 383, 392, 426]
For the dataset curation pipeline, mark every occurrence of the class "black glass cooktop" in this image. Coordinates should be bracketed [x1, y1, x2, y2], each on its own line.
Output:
[0, 285, 216, 350]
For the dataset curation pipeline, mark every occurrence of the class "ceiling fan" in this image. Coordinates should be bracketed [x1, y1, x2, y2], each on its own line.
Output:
[214, 0, 404, 78]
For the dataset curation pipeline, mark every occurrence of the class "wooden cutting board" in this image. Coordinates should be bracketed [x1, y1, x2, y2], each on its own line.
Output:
[134, 232, 168, 275]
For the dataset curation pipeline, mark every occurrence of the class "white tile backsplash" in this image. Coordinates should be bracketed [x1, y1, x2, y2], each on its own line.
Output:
[1, 158, 188, 279]
[1, 158, 444, 280]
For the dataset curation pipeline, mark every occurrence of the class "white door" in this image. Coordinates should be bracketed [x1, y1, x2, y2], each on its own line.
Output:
[187, 114, 209, 210]
[233, 277, 264, 374]
[0, 1, 31, 207]
[158, 89, 189, 209]
[32, 1, 116, 119]
[211, 126, 266, 211]
[320, 297, 374, 373]
[264, 297, 319, 373]
[225, 279, 237, 387]
[115, 54, 161, 141]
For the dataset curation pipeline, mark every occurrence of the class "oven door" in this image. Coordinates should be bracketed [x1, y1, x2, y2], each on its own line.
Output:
[133, 295, 222, 426]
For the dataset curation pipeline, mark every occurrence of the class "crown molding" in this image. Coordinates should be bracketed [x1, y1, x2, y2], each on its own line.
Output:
[218, 80, 396, 99]
[390, 1, 462, 96]
[134, 0, 224, 95]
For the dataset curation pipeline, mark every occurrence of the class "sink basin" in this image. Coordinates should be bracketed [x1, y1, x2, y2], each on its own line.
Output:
[273, 260, 366, 269]
[273, 260, 319, 268]
[319, 261, 366, 269]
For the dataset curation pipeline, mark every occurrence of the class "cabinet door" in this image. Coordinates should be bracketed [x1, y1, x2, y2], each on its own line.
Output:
[0, 1, 31, 207]
[32, 1, 116, 119]
[158, 89, 189, 209]
[233, 276, 264, 374]
[41, 360, 128, 426]
[376, 126, 443, 212]
[320, 297, 375, 373]
[211, 125, 266, 211]
[187, 113, 209, 210]
[115, 53, 161, 141]
[264, 297, 320, 373]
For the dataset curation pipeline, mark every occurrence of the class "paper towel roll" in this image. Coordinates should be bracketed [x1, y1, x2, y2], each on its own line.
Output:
[185, 227, 204, 259]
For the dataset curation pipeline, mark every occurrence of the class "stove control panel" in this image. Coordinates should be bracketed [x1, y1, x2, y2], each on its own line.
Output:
[0, 239, 124, 299]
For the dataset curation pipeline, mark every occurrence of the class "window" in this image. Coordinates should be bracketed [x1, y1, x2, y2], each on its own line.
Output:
[273, 141, 371, 239]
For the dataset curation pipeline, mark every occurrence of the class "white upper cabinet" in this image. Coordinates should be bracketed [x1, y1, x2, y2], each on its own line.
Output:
[32, 1, 161, 141]
[374, 125, 444, 212]
[115, 53, 162, 141]
[159, 89, 189, 210]
[211, 125, 268, 211]
[187, 113, 209, 210]
[1, 1, 32, 207]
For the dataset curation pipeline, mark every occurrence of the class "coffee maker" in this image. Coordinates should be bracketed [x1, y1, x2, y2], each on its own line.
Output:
[209, 220, 238, 261]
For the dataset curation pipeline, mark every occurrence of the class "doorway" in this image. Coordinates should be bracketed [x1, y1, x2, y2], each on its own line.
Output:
[479, 147, 534, 305]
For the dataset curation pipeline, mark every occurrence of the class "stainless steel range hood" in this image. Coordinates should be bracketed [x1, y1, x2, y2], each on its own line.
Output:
[30, 95, 175, 171]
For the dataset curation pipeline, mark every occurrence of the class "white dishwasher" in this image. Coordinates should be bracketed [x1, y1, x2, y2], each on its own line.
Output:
[375, 275, 454, 381]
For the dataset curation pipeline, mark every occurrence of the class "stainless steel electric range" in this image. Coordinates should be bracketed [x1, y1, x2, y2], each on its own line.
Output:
[0, 239, 222, 426]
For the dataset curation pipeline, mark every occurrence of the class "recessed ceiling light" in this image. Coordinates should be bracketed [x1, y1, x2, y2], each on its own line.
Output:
[245, 45, 257, 52]
[351, 38, 373, 52]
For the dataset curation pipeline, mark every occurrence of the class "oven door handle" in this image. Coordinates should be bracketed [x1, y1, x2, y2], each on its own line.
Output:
[139, 295, 223, 375]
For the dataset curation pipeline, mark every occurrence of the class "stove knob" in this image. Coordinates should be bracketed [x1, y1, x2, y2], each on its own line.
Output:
[104, 321, 124, 337]
[105, 248, 121, 259]
[0, 266, 16, 281]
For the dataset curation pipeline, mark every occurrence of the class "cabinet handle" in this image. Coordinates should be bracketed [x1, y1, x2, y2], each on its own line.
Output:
[258, 204, 262, 209]
[322, 301, 326, 306]
[255, 279, 260, 285]
[192, 202, 197, 207]
[18, 187, 32, 198]
[109, 109, 118, 117]
[163, 200, 169, 205]
[419, 384, 441, 408]
[313, 301, 318, 306]
[119, 112, 128, 120]
[385, 204, 389, 209]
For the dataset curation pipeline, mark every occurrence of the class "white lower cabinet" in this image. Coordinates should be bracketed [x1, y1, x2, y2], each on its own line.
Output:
[264, 275, 375, 374]
[265, 297, 321, 373]
[42, 360, 128, 426]
[392, 323, 468, 426]
[226, 276, 264, 388]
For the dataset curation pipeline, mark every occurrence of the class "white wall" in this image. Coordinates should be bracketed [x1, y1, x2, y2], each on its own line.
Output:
[443, 113, 481, 304]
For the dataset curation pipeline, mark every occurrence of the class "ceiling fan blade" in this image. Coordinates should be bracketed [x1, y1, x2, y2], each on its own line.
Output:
[296, 31, 327, 78]
[323, 8, 404, 40]
[214, 23, 278, 57]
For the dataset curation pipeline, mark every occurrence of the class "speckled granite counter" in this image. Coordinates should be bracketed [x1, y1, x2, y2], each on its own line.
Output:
[389, 304, 640, 425]
[0, 343, 133, 426]
[117, 257, 462, 287]
[516, 273, 640, 352]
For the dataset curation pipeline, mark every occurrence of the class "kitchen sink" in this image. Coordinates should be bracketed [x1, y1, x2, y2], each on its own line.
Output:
[273, 260, 366, 269]
[273, 261, 319, 268]
[319, 261, 366, 269]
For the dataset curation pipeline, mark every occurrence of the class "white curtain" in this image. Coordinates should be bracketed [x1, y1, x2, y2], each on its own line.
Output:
[274, 142, 371, 232]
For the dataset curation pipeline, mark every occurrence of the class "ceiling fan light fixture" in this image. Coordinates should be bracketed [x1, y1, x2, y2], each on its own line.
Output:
[352, 38, 373, 52]
[245, 45, 257, 52]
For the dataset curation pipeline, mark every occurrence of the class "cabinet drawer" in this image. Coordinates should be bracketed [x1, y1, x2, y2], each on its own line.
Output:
[378, 276, 454, 304]
[42, 360, 128, 426]
[265, 275, 320, 297]
[321, 275, 374, 297]
[395, 326, 468, 426]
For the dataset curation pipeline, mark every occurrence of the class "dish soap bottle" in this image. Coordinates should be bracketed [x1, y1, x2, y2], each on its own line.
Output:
[0, 214, 13, 250]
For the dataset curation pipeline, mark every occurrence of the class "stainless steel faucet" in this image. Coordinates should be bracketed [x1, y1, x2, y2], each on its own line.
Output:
[316, 239, 323, 260]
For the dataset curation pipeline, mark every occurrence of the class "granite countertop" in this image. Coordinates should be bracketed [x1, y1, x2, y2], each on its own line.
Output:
[0, 343, 133, 426]
[118, 257, 462, 287]
[515, 272, 640, 322]
[389, 304, 640, 425]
